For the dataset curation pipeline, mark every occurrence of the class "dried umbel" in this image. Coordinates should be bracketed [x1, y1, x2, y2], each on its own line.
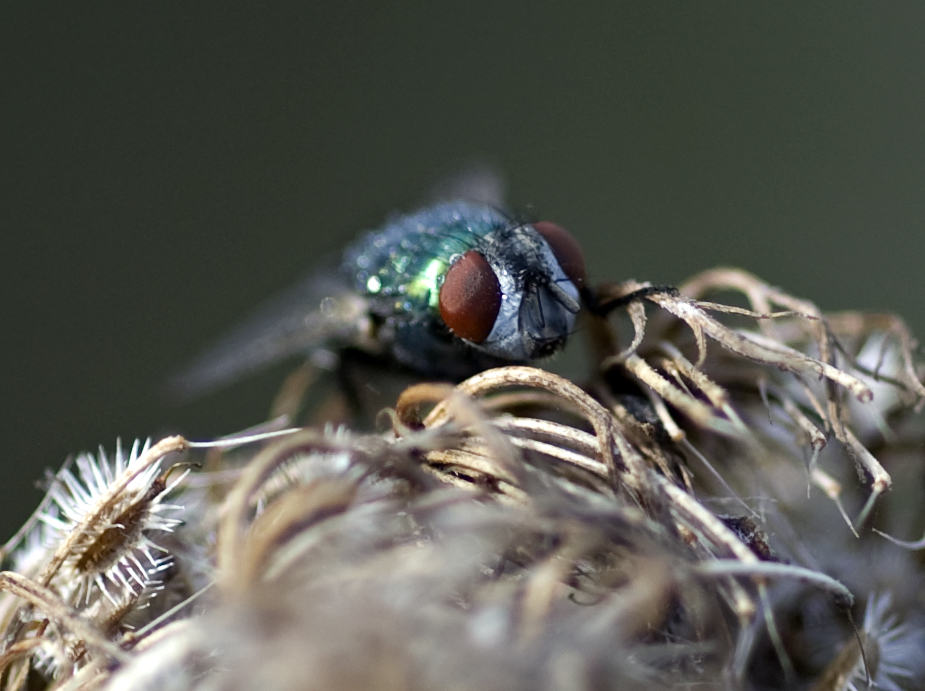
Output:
[0, 437, 190, 685]
[1, 268, 924, 691]
[38, 440, 185, 606]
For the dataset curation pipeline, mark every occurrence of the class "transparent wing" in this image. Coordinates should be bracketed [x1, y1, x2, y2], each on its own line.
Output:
[425, 162, 507, 208]
[168, 270, 371, 400]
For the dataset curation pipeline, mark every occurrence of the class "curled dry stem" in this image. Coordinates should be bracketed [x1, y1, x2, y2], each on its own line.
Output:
[0, 572, 128, 674]
[216, 429, 383, 591]
[589, 268, 923, 526]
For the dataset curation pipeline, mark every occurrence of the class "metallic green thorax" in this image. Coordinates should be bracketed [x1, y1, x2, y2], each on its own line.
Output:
[339, 201, 515, 377]
[407, 257, 446, 310]
[342, 202, 510, 320]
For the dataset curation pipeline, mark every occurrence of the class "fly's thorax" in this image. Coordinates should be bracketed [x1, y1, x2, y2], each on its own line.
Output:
[342, 202, 510, 318]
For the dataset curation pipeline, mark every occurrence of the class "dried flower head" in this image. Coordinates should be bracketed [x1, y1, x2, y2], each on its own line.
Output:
[36, 439, 183, 607]
[809, 593, 925, 691]
[0, 437, 189, 683]
[0, 268, 923, 691]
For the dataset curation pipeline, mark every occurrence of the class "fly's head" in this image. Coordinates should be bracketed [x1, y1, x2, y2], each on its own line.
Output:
[437, 220, 585, 362]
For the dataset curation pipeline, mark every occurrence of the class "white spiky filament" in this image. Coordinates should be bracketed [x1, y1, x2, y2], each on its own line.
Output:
[37, 439, 185, 609]
[9, 505, 59, 580]
[844, 593, 922, 691]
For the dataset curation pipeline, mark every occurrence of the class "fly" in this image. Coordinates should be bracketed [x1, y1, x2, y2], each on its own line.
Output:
[171, 198, 586, 399]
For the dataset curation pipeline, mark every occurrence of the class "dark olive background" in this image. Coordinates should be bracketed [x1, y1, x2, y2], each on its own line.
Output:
[1, 5, 923, 537]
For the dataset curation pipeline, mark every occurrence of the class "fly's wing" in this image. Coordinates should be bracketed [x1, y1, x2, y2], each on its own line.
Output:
[426, 163, 507, 208]
[168, 270, 371, 400]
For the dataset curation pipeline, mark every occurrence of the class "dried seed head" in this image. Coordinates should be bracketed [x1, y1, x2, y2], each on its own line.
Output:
[813, 593, 925, 691]
[852, 593, 925, 691]
[37, 439, 184, 609]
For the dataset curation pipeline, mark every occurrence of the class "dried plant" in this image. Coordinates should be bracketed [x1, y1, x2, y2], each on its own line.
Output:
[1, 268, 923, 690]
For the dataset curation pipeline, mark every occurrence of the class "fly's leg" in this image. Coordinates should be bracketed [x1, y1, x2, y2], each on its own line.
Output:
[269, 360, 323, 424]
[333, 348, 369, 425]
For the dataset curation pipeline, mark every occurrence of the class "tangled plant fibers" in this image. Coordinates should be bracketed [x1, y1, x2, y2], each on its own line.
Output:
[1, 269, 925, 690]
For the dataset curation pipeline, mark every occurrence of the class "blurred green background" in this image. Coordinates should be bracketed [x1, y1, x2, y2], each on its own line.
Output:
[1, 5, 923, 538]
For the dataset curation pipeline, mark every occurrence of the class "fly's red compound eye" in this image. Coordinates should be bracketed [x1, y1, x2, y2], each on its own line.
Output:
[438, 250, 502, 343]
[533, 221, 586, 289]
